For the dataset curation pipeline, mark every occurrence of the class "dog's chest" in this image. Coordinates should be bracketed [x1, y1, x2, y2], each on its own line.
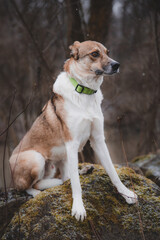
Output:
[50, 117, 91, 161]
[65, 102, 95, 150]
[77, 117, 91, 152]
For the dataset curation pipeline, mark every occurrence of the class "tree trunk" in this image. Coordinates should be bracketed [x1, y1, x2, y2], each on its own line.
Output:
[88, 0, 113, 43]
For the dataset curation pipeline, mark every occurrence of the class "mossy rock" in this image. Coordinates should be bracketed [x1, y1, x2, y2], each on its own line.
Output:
[0, 189, 31, 238]
[2, 164, 160, 240]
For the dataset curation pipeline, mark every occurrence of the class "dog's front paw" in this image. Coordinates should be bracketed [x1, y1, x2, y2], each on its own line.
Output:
[72, 198, 87, 221]
[119, 188, 138, 204]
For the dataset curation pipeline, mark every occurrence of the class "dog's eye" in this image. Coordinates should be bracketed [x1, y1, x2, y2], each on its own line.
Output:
[90, 51, 100, 58]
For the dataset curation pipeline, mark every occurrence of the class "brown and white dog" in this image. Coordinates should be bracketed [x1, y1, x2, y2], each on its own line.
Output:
[9, 40, 137, 221]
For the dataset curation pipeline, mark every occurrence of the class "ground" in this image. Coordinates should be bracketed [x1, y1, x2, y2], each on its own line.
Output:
[2, 163, 160, 240]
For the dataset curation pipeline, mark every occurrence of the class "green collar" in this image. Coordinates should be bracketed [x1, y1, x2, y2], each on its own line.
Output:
[69, 77, 97, 95]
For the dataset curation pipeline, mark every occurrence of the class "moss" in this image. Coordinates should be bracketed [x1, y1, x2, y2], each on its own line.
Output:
[2, 164, 160, 240]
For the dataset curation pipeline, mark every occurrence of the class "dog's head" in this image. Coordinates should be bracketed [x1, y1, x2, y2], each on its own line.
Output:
[65, 40, 120, 77]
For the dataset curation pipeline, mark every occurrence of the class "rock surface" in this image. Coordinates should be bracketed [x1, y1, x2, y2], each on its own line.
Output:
[132, 152, 160, 187]
[0, 189, 31, 238]
[2, 164, 160, 240]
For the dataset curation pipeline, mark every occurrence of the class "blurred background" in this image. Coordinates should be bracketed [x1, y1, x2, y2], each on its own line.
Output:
[0, 0, 160, 189]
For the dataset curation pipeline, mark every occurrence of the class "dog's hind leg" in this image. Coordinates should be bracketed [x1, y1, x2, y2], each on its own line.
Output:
[34, 178, 63, 190]
[10, 150, 46, 197]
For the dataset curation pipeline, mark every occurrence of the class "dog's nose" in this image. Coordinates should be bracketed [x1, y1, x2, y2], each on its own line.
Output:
[111, 62, 120, 71]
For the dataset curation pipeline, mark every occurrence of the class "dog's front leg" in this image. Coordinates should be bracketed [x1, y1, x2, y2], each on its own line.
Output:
[90, 118, 137, 204]
[66, 141, 86, 221]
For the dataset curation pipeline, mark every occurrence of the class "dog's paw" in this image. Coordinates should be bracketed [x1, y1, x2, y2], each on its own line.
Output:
[71, 199, 87, 221]
[26, 188, 41, 197]
[72, 205, 87, 221]
[119, 188, 138, 204]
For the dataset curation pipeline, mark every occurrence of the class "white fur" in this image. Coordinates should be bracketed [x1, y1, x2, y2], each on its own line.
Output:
[53, 71, 137, 221]
[69, 60, 103, 90]
[26, 188, 41, 197]
[35, 178, 63, 190]
[50, 145, 66, 162]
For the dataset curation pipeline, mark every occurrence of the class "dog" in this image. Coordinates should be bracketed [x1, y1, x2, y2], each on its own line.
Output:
[9, 40, 137, 221]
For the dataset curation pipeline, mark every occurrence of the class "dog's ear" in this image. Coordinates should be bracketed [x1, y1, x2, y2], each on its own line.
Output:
[69, 41, 80, 60]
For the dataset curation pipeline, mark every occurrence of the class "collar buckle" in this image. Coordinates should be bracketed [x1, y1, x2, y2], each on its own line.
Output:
[75, 84, 84, 94]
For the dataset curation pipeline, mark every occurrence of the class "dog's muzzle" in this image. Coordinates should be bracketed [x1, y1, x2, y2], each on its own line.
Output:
[103, 61, 120, 75]
[95, 69, 104, 75]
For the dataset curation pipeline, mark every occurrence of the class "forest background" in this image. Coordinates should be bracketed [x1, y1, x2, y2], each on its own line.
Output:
[0, 0, 160, 188]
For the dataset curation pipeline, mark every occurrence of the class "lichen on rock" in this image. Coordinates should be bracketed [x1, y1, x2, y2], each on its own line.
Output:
[2, 164, 160, 240]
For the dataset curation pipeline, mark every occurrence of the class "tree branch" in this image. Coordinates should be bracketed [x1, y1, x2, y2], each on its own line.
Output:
[11, 0, 53, 81]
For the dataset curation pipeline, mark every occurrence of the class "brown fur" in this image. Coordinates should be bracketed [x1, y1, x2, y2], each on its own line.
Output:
[64, 58, 73, 73]
[10, 151, 43, 190]
[13, 93, 71, 159]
